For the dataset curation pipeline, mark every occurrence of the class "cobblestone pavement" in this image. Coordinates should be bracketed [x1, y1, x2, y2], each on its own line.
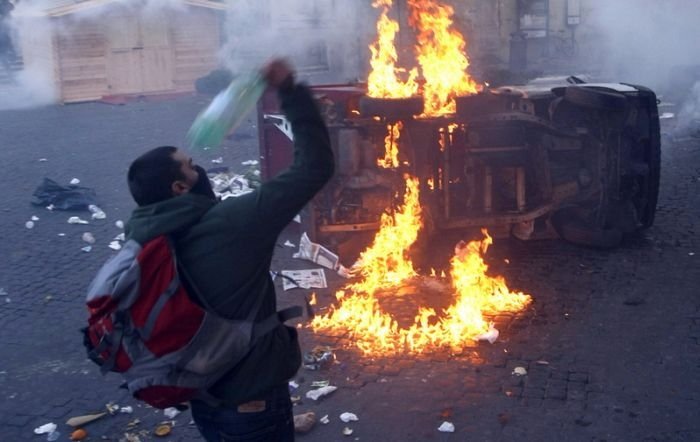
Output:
[1, 96, 698, 442]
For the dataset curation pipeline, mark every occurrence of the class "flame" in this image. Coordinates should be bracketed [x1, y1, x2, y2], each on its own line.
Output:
[407, 0, 479, 116]
[311, 176, 532, 356]
[378, 121, 403, 168]
[349, 175, 422, 294]
[367, 0, 419, 99]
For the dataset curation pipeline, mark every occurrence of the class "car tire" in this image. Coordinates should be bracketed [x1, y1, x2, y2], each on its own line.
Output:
[639, 132, 661, 229]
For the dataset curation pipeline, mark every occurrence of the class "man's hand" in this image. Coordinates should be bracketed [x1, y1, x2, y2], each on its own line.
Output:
[262, 59, 295, 90]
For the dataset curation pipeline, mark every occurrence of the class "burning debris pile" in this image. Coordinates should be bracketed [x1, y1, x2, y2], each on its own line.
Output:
[311, 175, 532, 356]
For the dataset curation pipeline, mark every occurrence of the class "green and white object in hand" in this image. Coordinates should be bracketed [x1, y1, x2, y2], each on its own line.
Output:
[187, 72, 267, 150]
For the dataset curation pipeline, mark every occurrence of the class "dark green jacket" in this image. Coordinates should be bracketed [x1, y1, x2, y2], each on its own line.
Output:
[125, 84, 334, 405]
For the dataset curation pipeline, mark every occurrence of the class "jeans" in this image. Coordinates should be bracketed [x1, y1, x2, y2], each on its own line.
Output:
[191, 384, 295, 442]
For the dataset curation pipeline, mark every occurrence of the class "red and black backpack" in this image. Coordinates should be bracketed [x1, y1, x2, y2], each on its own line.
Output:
[83, 235, 300, 408]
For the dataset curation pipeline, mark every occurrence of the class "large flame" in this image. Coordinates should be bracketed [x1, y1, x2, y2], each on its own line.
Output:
[408, 0, 479, 116]
[311, 176, 532, 356]
[367, 0, 419, 99]
[349, 175, 422, 293]
[378, 121, 403, 169]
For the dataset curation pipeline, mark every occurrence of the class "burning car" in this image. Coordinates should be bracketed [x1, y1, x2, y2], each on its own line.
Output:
[258, 76, 661, 249]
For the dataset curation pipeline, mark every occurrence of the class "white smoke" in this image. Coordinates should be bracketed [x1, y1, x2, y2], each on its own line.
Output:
[585, 0, 700, 91]
[220, 0, 376, 83]
[0, 0, 190, 110]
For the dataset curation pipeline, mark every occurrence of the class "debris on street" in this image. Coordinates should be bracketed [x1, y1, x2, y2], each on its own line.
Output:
[70, 178, 80, 185]
[33, 423, 57, 435]
[305, 385, 337, 401]
[89, 205, 106, 220]
[284, 240, 296, 248]
[293, 232, 341, 271]
[119, 406, 133, 414]
[342, 427, 353, 436]
[25, 221, 34, 229]
[211, 157, 224, 164]
[163, 407, 180, 419]
[209, 170, 255, 200]
[115, 220, 125, 229]
[153, 423, 172, 437]
[281, 269, 327, 291]
[512, 367, 528, 376]
[476, 323, 499, 344]
[438, 421, 455, 433]
[32, 178, 97, 211]
[303, 346, 335, 370]
[68, 217, 89, 225]
[82, 232, 95, 244]
[320, 415, 330, 424]
[340, 412, 359, 423]
[109, 241, 122, 251]
[81, 246, 92, 253]
[69, 428, 88, 440]
[293, 411, 316, 433]
[66, 412, 107, 427]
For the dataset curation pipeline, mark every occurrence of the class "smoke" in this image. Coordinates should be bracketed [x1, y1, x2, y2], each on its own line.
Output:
[0, 0, 192, 110]
[220, 0, 376, 83]
[585, 0, 700, 91]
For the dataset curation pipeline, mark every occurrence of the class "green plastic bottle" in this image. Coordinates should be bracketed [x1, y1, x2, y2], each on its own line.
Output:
[187, 72, 267, 150]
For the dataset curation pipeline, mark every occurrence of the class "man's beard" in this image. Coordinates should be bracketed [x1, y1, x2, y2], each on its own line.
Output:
[189, 165, 217, 201]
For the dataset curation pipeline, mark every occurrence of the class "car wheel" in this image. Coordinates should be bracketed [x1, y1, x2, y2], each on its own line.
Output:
[638, 133, 661, 228]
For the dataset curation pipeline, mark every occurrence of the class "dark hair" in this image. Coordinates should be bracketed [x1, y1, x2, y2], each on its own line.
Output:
[127, 146, 185, 206]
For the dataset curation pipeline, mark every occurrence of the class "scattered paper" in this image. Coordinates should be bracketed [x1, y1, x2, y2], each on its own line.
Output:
[476, 323, 499, 344]
[25, 221, 34, 229]
[293, 232, 340, 271]
[512, 367, 527, 376]
[660, 112, 675, 119]
[34, 423, 57, 434]
[163, 407, 180, 419]
[320, 415, 330, 424]
[82, 232, 96, 244]
[81, 246, 92, 253]
[281, 269, 327, 291]
[306, 385, 337, 401]
[120, 406, 133, 414]
[31, 216, 40, 221]
[68, 217, 89, 225]
[342, 427, 353, 436]
[70, 178, 81, 185]
[438, 421, 455, 433]
[284, 240, 296, 248]
[109, 241, 122, 251]
[242, 160, 259, 166]
[212, 157, 224, 164]
[39, 158, 48, 162]
[294, 214, 301, 223]
[337, 265, 353, 279]
[114, 233, 126, 241]
[340, 412, 359, 423]
[115, 220, 125, 229]
[289, 380, 299, 389]
[210, 171, 254, 200]
[89, 205, 106, 220]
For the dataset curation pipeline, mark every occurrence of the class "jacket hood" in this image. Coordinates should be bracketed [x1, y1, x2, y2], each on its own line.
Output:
[125, 193, 216, 244]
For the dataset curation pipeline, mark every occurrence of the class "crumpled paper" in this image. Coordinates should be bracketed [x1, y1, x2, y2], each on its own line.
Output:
[306, 385, 337, 401]
[476, 323, 499, 344]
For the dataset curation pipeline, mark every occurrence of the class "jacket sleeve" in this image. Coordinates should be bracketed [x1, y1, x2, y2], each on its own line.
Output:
[219, 83, 334, 235]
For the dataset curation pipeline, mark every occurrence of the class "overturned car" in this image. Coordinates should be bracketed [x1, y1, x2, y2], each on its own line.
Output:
[258, 77, 661, 249]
